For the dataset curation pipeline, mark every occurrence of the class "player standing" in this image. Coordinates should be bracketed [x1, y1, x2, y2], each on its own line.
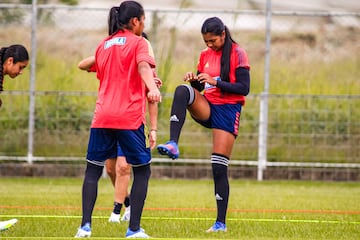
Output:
[157, 16, 250, 232]
[74, 1, 160, 238]
[0, 44, 29, 232]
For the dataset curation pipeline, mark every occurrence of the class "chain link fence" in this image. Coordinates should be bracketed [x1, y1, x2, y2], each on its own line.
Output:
[0, 4, 359, 169]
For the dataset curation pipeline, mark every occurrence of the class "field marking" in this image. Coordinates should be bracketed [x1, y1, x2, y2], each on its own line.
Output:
[0, 236, 235, 240]
[0, 237, 246, 240]
[0, 214, 359, 225]
[1, 205, 359, 215]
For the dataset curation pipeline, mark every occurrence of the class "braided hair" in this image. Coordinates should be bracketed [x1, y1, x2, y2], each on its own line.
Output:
[0, 44, 29, 106]
[201, 17, 236, 83]
[108, 1, 144, 36]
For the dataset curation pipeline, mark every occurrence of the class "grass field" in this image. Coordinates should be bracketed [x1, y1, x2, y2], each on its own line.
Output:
[0, 177, 359, 239]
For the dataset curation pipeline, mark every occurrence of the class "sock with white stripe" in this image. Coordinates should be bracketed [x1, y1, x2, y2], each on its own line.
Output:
[211, 153, 229, 224]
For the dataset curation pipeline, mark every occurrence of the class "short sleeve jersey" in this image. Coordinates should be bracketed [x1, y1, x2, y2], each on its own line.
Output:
[91, 29, 156, 129]
[197, 42, 250, 105]
[88, 64, 96, 73]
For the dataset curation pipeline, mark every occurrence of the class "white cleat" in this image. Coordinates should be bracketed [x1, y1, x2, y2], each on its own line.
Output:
[74, 223, 91, 238]
[108, 212, 121, 223]
[0, 219, 18, 231]
[126, 228, 149, 238]
[121, 206, 131, 222]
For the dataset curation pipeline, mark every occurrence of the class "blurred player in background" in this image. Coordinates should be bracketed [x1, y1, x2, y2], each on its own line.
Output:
[157, 16, 250, 232]
[75, 1, 161, 238]
[0, 44, 29, 108]
[0, 44, 29, 233]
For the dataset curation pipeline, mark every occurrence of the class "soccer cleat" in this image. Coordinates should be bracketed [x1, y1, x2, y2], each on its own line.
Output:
[157, 141, 179, 159]
[126, 228, 150, 238]
[121, 206, 131, 221]
[74, 222, 91, 238]
[108, 212, 120, 223]
[0, 219, 18, 231]
[206, 221, 227, 232]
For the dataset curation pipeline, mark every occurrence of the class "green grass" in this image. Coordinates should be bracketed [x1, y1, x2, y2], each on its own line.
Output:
[0, 177, 359, 239]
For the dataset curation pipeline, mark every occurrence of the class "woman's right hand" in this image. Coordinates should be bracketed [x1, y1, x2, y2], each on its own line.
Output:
[183, 72, 198, 82]
[147, 88, 162, 103]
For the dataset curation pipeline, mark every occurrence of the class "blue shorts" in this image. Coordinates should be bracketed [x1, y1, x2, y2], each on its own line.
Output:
[193, 103, 242, 137]
[117, 145, 124, 157]
[86, 124, 150, 166]
[107, 144, 124, 157]
[106, 145, 124, 159]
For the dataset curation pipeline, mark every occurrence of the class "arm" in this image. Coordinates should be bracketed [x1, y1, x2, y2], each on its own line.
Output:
[78, 56, 95, 71]
[147, 101, 158, 150]
[138, 61, 161, 103]
[147, 71, 161, 150]
[197, 67, 250, 96]
[216, 67, 250, 95]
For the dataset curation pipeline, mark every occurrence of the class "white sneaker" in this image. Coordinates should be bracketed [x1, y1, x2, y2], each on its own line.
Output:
[121, 206, 131, 221]
[0, 219, 18, 231]
[108, 212, 120, 223]
[126, 228, 150, 238]
[74, 223, 91, 238]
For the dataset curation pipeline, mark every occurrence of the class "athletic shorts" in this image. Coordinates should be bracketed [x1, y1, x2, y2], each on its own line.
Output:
[86, 124, 151, 167]
[106, 144, 125, 159]
[193, 102, 242, 137]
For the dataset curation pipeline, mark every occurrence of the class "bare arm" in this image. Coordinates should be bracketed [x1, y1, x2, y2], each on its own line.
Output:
[147, 101, 158, 150]
[147, 71, 162, 150]
[78, 56, 95, 71]
[138, 61, 161, 103]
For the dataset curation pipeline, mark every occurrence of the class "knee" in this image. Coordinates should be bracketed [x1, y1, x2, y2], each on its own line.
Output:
[133, 164, 151, 180]
[174, 84, 188, 97]
[105, 162, 116, 180]
[84, 162, 103, 183]
[174, 84, 194, 105]
[116, 160, 131, 176]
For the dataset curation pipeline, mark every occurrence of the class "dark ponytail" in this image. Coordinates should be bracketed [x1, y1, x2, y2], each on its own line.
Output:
[0, 47, 9, 92]
[108, 7, 120, 35]
[108, 1, 144, 35]
[201, 17, 236, 83]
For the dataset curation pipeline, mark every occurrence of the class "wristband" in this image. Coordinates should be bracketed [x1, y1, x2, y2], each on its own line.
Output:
[150, 129, 157, 132]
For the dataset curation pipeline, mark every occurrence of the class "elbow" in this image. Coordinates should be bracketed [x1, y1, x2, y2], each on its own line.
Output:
[78, 65, 86, 71]
[77, 62, 84, 70]
[243, 86, 250, 96]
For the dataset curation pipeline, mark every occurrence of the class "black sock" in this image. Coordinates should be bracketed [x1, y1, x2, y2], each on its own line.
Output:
[211, 154, 229, 224]
[113, 202, 122, 214]
[129, 164, 151, 231]
[124, 196, 130, 208]
[169, 85, 190, 143]
[81, 162, 103, 226]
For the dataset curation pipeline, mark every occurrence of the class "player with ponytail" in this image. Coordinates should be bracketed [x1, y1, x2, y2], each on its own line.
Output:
[0, 44, 28, 230]
[0, 44, 29, 107]
[157, 16, 250, 233]
[75, 1, 160, 238]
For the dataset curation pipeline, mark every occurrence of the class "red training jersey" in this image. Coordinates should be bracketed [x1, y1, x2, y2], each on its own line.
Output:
[91, 29, 156, 129]
[197, 42, 250, 105]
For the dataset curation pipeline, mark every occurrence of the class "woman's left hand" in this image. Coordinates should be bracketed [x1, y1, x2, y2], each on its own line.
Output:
[149, 130, 157, 150]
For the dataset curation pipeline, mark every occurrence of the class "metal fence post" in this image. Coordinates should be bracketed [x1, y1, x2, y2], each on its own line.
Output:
[27, 0, 38, 164]
[257, 0, 272, 181]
